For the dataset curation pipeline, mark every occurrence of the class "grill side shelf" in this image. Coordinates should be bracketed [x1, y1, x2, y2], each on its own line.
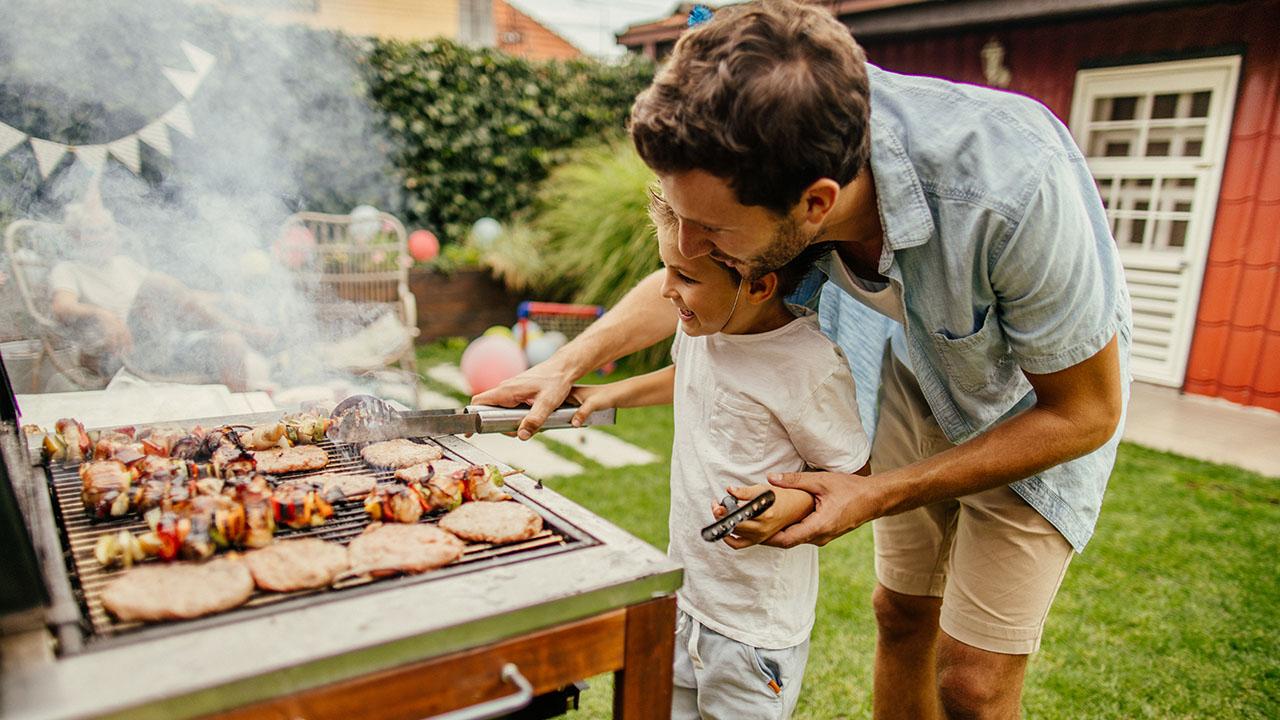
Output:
[45, 435, 599, 652]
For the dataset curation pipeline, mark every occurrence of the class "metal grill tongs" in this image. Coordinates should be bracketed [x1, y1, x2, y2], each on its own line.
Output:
[327, 394, 616, 444]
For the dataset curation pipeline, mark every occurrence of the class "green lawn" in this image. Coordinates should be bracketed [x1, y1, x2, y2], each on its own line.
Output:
[418, 344, 1280, 719]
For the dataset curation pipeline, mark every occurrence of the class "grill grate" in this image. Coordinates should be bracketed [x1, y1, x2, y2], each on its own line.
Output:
[45, 434, 596, 650]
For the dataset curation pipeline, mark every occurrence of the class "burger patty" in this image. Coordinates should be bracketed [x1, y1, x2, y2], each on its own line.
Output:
[282, 472, 377, 499]
[244, 539, 350, 592]
[439, 501, 543, 545]
[359, 439, 443, 469]
[252, 444, 329, 474]
[347, 523, 464, 575]
[102, 558, 254, 622]
[393, 458, 472, 484]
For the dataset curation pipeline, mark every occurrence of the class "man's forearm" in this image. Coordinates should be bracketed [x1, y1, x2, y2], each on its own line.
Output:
[552, 270, 675, 379]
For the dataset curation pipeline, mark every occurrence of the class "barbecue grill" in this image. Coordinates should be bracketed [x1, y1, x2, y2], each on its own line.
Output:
[0, 354, 682, 720]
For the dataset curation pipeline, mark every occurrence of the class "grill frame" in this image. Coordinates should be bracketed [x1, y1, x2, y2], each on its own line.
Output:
[40, 414, 603, 651]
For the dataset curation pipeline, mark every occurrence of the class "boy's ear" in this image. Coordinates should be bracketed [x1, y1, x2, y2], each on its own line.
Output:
[745, 272, 780, 305]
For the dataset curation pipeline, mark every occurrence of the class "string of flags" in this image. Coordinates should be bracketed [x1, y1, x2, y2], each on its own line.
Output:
[0, 41, 214, 181]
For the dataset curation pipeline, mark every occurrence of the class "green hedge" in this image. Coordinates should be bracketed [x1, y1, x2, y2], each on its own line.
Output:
[365, 40, 653, 241]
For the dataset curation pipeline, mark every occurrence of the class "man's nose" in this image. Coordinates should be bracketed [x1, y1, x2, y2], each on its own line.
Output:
[677, 222, 712, 259]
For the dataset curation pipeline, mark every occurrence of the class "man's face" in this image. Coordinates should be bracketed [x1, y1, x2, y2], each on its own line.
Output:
[658, 170, 817, 279]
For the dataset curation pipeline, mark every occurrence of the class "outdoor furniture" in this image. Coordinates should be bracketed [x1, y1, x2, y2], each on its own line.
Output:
[2, 219, 207, 392]
[281, 211, 420, 405]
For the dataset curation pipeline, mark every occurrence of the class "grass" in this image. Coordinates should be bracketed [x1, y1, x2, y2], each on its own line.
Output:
[416, 342, 1280, 719]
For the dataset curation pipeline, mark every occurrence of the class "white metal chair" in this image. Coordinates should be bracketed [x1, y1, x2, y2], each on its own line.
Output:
[281, 211, 420, 402]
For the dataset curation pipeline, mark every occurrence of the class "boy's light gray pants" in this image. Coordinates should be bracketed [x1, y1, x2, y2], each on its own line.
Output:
[671, 609, 811, 720]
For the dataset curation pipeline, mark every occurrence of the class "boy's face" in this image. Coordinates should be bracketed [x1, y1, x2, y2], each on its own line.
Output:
[657, 228, 743, 337]
[658, 169, 815, 279]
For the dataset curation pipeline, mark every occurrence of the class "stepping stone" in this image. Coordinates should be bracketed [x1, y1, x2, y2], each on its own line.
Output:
[426, 364, 471, 396]
[459, 433, 584, 478]
[540, 427, 658, 468]
[417, 387, 463, 409]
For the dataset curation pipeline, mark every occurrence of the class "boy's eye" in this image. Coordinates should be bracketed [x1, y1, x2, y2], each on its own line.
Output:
[677, 272, 696, 284]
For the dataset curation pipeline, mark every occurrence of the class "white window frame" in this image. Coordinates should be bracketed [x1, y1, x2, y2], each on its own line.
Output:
[1069, 55, 1241, 386]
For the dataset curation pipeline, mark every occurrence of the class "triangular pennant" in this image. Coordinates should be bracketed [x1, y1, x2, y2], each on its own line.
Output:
[29, 138, 68, 178]
[73, 145, 108, 175]
[137, 119, 172, 157]
[162, 103, 195, 139]
[0, 123, 26, 157]
[162, 67, 201, 100]
[108, 135, 141, 174]
[180, 41, 216, 82]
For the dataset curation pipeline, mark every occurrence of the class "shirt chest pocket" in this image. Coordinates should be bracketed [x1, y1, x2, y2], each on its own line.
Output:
[707, 390, 775, 461]
[927, 304, 1018, 394]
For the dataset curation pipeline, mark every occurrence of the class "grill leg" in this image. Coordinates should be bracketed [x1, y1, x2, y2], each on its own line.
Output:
[613, 595, 677, 720]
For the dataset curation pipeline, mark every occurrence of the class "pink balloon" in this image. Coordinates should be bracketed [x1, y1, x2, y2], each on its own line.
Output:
[408, 229, 440, 262]
[460, 336, 528, 395]
[274, 225, 316, 270]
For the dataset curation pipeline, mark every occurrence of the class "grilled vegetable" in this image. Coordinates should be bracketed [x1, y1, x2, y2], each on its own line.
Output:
[461, 465, 509, 502]
[93, 530, 146, 569]
[364, 483, 425, 524]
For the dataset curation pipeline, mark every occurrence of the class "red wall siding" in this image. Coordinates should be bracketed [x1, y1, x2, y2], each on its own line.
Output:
[856, 0, 1280, 411]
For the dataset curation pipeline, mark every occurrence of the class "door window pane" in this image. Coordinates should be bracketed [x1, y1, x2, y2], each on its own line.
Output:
[1093, 95, 1140, 121]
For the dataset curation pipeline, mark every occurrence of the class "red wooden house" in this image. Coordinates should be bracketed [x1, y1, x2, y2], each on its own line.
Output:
[618, 0, 1280, 412]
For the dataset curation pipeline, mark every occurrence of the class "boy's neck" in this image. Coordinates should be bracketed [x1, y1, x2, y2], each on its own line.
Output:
[723, 298, 796, 335]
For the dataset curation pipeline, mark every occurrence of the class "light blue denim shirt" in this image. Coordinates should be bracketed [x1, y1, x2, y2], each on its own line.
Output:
[794, 65, 1133, 552]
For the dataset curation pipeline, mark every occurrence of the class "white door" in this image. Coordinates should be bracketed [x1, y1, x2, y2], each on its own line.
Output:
[1069, 56, 1240, 385]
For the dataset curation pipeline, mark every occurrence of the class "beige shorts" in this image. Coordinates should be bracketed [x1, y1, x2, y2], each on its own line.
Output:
[870, 347, 1074, 655]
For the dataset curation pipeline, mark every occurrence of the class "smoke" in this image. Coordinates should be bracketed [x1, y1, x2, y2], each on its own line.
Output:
[0, 0, 416, 404]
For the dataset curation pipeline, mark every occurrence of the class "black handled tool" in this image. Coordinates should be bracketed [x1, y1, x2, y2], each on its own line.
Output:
[701, 490, 776, 542]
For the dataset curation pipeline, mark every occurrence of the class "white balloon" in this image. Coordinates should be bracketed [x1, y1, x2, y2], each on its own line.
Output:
[471, 217, 503, 248]
[541, 331, 568, 352]
[525, 334, 562, 366]
[511, 320, 542, 347]
[349, 204, 381, 243]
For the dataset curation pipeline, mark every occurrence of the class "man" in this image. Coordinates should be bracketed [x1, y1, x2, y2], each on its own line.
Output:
[475, 1, 1131, 718]
[50, 198, 273, 391]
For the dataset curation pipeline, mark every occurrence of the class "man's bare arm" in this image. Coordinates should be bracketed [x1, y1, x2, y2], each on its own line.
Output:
[471, 269, 676, 439]
[768, 335, 1124, 547]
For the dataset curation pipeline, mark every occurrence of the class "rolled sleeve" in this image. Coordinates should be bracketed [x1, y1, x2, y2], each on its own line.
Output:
[992, 156, 1122, 375]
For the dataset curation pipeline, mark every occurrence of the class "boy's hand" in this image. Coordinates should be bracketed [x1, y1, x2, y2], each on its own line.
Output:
[709, 484, 815, 550]
[565, 384, 618, 427]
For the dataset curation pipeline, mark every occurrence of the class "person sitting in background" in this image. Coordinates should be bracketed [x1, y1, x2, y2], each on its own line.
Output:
[49, 198, 274, 391]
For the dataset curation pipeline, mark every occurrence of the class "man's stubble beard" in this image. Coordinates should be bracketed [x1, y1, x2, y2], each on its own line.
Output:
[744, 215, 816, 280]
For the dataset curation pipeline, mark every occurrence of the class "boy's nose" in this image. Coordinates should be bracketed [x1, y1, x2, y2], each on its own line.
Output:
[677, 223, 712, 259]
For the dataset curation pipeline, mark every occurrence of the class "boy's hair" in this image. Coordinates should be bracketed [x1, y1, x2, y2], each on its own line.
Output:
[630, 0, 871, 217]
[649, 189, 827, 300]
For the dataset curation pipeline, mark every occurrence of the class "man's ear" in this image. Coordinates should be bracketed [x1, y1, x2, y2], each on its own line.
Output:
[797, 179, 841, 225]
[745, 272, 780, 305]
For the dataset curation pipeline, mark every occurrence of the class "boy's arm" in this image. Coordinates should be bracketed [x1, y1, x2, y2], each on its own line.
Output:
[473, 270, 677, 439]
[567, 365, 676, 426]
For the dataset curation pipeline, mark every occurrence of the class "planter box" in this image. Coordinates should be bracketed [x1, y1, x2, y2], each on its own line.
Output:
[409, 268, 524, 342]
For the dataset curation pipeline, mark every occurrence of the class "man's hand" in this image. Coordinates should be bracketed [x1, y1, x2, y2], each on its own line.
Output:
[472, 361, 576, 440]
[764, 470, 884, 548]
[711, 484, 815, 550]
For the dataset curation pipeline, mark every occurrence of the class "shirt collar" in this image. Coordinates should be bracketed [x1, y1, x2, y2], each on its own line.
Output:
[867, 66, 935, 259]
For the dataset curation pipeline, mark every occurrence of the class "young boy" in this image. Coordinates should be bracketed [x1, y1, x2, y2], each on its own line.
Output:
[568, 193, 870, 719]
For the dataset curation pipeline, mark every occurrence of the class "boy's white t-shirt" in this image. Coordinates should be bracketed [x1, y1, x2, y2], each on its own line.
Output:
[49, 255, 149, 321]
[668, 311, 870, 649]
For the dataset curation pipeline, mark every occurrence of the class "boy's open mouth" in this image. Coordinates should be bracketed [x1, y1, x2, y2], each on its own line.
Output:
[676, 305, 696, 321]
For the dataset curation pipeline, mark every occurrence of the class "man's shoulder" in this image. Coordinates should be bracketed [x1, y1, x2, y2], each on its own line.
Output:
[869, 65, 1078, 214]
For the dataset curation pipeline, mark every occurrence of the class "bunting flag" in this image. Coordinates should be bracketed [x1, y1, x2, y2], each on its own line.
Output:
[137, 119, 172, 157]
[30, 138, 69, 179]
[73, 145, 108, 175]
[0, 124, 25, 157]
[108, 136, 141, 174]
[0, 41, 213, 182]
[162, 103, 195, 139]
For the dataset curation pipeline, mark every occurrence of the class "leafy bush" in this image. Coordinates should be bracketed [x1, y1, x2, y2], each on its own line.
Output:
[365, 40, 653, 242]
[486, 142, 671, 371]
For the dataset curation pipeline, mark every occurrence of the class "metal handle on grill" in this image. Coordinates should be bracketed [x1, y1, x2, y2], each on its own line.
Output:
[469, 405, 616, 434]
[423, 663, 533, 720]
